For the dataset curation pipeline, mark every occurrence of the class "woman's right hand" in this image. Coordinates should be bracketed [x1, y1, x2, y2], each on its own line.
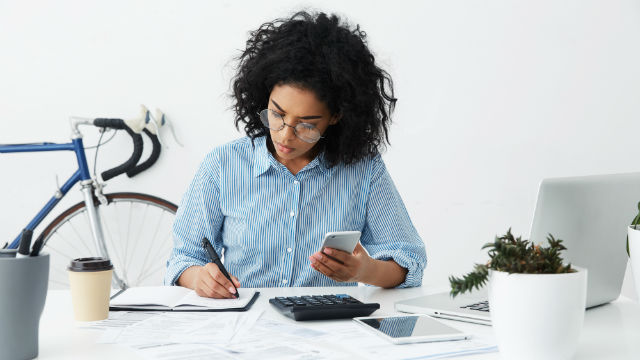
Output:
[178, 264, 241, 299]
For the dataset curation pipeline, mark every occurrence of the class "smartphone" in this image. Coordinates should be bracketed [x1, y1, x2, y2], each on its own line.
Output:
[353, 314, 471, 344]
[320, 231, 361, 254]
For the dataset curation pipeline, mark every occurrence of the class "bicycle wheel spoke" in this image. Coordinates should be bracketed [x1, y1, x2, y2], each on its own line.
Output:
[46, 229, 89, 259]
[100, 206, 125, 273]
[125, 203, 149, 276]
[136, 210, 166, 279]
[146, 230, 173, 271]
[49, 277, 69, 288]
[69, 214, 96, 254]
[50, 264, 68, 280]
[135, 231, 173, 284]
[120, 201, 134, 283]
[41, 193, 177, 289]
[109, 202, 128, 283]
[135, 263, 166, 284]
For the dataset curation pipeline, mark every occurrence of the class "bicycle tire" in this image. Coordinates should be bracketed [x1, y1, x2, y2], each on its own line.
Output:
[39, 192, 177, 289]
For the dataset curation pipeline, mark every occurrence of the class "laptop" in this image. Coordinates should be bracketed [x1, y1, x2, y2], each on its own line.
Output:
[395, 172, 637, 325]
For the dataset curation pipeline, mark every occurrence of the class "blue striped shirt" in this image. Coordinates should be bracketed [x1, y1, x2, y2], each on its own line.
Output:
[165, 136, 426, 288]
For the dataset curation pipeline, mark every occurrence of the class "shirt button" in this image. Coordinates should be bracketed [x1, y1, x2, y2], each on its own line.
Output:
[287, 248, 292, 253]
[282, 279, 288, 284]
[290, 211, 295, 217]
[293, 180, 299, 185]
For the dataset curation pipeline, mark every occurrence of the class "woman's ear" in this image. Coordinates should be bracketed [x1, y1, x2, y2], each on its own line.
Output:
[329, 112, 342, 125]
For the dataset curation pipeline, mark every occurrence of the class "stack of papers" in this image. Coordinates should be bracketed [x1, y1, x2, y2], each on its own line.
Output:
[85, 311, 497, 359]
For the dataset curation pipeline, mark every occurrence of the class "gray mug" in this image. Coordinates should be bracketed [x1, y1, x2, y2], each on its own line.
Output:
[0, 253, 49, 360]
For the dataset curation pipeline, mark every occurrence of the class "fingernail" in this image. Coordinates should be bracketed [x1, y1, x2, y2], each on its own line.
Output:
[324, 248, 332, 255]
[229, 287, 236, 294]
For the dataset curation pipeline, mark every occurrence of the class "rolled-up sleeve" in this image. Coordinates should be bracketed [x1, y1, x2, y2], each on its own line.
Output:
[164, 152, 225, 285]
[360, 155, 427, 288]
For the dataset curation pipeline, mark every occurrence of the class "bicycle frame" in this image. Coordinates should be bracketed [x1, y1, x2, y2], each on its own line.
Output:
[0, 138, 111, 262]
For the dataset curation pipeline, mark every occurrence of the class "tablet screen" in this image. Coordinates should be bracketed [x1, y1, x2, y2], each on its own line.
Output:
[359, 315, 464, 338]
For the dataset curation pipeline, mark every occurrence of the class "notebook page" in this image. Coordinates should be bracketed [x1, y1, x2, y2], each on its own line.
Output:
[175, 289, 256, 309]
[111, 286, 191, 307]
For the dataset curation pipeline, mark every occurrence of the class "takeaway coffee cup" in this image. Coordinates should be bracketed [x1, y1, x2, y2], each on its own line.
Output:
[68, 257, 113, 321]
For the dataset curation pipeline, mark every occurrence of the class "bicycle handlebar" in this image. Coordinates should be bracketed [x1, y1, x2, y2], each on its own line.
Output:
[94, 118, 144, 181]
[126, 129, 161, 177]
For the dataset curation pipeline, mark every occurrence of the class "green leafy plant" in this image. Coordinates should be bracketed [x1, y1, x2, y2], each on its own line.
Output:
[627, 202, 640, 256]
[449, 228, 574, 297]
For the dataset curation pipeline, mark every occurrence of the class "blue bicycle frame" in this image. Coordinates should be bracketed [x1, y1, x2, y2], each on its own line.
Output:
[0, 139, 91, 249]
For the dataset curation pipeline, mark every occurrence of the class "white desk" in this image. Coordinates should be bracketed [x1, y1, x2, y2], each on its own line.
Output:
[38, 286, 640, 359]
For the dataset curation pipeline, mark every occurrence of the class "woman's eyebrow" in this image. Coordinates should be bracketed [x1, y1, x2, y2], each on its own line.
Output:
[271, 99, 322, 120]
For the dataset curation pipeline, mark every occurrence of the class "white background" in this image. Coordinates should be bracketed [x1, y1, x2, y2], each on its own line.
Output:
[1, 0, 639, 298]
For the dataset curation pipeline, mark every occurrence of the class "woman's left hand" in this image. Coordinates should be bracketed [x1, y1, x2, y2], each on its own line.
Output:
[309, 243, 372, 283]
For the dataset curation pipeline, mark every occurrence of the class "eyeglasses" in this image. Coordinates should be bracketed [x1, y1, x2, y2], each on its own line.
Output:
[259, 109, 323, 144]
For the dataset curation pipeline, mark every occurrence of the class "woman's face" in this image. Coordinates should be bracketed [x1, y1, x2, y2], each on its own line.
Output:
[267, 84, 337, 164]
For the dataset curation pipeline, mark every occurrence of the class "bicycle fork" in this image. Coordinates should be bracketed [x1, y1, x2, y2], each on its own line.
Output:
[80, 180, 126, 290]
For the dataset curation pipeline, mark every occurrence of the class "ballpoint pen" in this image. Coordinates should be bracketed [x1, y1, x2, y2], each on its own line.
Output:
[16, 229, 33, 258]
[202, 237, 239, 298]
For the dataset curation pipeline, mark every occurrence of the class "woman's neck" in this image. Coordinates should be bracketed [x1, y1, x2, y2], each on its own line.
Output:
[267, 140, 321, 175]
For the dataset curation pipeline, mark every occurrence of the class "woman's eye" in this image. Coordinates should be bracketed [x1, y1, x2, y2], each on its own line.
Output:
[299, 123, 316, 130]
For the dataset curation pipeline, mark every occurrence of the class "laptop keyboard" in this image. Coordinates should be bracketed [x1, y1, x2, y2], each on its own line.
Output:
[460, 300, 490, 312]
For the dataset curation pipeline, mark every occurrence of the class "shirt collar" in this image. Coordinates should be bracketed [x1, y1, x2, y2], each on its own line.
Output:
[252, 136, 273, 177]
[252, 136, 333, 177]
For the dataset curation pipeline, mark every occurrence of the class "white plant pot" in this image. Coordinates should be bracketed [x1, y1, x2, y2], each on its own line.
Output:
[488, 268, 587, 360]
[627, 226, 640, 299]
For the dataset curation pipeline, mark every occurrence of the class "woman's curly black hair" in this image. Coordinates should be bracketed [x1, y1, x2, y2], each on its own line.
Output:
[231, 10, 397, 167]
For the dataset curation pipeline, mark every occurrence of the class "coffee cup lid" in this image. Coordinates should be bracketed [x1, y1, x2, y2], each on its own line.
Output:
[68, 257, 113, 272]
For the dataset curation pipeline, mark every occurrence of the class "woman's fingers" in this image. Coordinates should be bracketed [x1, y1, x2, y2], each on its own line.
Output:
[202, 263, 236, 298]
[310, 252, 351, 281]
[311, 258, 342, 280]
[322, 247, 351, 264]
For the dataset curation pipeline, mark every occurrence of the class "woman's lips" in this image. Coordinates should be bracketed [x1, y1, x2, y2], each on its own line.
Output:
[275, 142, 294, 154]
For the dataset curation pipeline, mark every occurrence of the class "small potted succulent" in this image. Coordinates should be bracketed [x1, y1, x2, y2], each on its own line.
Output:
[627, 202, 640, 298]
[449, 229, 587, 360]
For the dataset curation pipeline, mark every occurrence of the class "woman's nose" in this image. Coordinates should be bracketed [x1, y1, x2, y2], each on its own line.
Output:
[281, 121, 297, 140]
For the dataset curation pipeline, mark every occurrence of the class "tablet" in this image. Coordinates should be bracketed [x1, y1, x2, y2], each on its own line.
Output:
[353, 314, 471, 344]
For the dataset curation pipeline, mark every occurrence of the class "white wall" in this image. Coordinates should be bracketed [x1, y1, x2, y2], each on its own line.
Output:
[1, 0, 639, 298]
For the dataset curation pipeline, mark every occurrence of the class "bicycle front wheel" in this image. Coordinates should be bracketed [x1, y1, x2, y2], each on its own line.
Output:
[40, 192, 178, 289]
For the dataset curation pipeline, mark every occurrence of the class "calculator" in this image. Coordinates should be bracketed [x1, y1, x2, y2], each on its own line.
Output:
[268, 294, 380, 321]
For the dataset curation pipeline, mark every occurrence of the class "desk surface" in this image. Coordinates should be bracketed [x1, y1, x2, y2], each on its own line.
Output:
[39, 286, 640, 359]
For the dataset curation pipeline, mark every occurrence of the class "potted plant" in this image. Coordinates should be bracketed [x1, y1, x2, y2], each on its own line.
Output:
[449, 229, 587, 360]
[627, 202, 640, 299]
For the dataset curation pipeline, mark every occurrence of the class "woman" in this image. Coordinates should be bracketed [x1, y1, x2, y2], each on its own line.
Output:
[165, 11, 427, 298]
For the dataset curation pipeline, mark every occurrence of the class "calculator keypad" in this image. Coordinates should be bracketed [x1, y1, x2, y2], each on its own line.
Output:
[273, 294, 361, 307]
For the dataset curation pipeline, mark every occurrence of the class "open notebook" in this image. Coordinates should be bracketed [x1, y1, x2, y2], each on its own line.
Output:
[110, 286, 259, 312]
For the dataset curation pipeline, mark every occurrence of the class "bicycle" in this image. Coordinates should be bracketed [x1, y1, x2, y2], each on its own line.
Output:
[1, 107, 179, 290]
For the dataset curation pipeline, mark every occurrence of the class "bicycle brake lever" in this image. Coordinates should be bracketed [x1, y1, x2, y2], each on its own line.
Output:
[155, 108, 184, 148]
[123, 105, 148, 134]
[144, 109, 165, 148]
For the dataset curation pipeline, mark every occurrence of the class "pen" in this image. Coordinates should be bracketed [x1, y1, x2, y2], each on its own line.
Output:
[202, 237, 238, 298]
[16, 229, 33, 258]
[30, 233, 44, 257]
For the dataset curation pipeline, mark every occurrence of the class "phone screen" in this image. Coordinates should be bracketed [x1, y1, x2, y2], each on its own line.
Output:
[359, 315, 464, 338]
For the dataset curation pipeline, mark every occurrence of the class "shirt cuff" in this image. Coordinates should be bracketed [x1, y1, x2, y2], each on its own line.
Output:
[371, 250, 426, 288]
